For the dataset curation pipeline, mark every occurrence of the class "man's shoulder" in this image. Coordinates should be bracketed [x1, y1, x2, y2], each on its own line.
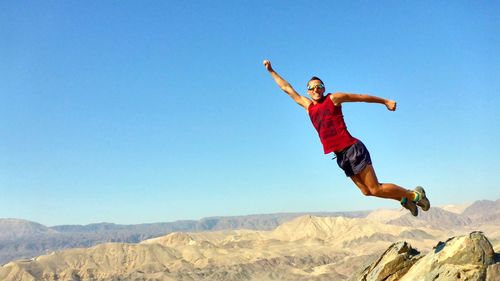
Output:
[328, 93, 343, 106]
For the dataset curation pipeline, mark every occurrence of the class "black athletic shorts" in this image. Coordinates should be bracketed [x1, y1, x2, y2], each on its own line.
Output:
[334, 141, 372, 177]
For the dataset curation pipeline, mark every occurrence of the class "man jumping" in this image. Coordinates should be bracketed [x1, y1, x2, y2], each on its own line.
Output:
[263, 59, 430, 216]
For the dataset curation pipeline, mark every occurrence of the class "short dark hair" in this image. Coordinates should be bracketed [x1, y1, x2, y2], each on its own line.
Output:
[308, 76, 324, 87]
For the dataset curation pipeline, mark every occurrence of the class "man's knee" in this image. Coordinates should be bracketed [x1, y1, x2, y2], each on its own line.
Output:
[360, 189, 372, 196]
[367, 184, 382, 196]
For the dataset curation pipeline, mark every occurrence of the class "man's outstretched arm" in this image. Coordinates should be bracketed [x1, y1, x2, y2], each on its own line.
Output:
[331, 92, 397, 111]
[263, 60, 311, 109]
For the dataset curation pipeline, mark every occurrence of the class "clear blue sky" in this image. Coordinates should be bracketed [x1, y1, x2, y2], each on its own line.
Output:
[1, 1, 499, 226]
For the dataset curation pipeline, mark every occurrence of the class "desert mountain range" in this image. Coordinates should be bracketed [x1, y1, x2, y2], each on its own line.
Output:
[0, 211, 369, 265]
[0, 199, 499, 280]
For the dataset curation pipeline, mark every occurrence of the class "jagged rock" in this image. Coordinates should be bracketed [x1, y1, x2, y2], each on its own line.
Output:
[350, 241, 420, 281]
[401, 231, 495, 280]
[352, 231, 498, 281]
[487, 263, 500, 281]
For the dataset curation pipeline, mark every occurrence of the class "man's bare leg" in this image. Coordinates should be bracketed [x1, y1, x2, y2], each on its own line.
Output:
[351, 164, 415, 201]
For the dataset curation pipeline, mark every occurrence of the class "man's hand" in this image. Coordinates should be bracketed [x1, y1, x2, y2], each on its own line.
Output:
[385, 100, 397, 111]
[263, 59, 273, 72]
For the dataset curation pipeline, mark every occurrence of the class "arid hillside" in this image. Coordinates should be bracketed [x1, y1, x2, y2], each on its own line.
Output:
[1, 213, 499, 281]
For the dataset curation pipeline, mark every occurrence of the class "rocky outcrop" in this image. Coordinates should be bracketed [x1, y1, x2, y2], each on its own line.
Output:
[351, 231, 499, 281]
[350, 242, 421, 281]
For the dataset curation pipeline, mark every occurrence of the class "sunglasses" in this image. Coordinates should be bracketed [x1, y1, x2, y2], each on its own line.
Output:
[307, 84, 325, 91]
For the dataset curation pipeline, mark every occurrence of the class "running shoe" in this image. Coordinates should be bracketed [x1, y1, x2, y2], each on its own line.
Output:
[414, 186, 430, 211]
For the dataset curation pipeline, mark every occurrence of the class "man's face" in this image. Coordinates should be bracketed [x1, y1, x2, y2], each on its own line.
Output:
[307, 80, 325, 101]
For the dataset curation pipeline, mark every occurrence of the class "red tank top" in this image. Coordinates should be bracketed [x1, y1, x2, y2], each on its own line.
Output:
[308, 94, 358, 154]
